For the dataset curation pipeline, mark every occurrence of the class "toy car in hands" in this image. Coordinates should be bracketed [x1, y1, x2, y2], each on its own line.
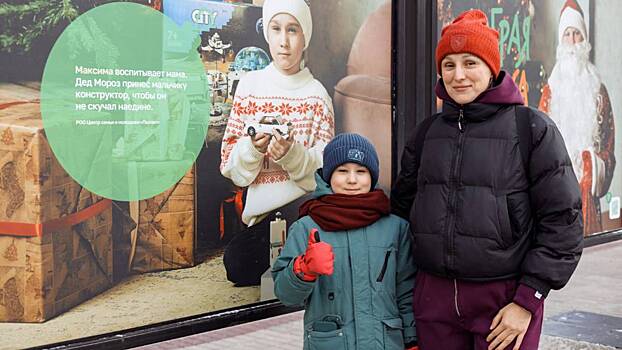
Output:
[245, 116, 291, 139]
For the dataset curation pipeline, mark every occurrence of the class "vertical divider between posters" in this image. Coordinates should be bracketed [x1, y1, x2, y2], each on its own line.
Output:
[417, 0, 438, 122]
[589, 0, 595, 63]
[391, 0, 398, 183]
[393, 0, 437, 179]
[193, 163, 197, 256]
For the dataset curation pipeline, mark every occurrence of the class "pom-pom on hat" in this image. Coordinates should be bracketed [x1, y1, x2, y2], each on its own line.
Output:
[262, 0, 313, 50]
[435, 9, 501, 78]
[322, 133, 379, 190]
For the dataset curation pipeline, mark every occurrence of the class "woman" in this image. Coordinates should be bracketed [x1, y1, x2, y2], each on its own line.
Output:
[220, 0, 334, 286]
[391, 9, 583, 350]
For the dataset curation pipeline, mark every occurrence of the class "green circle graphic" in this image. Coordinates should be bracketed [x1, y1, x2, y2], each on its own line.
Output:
[41, 2, 209, 201]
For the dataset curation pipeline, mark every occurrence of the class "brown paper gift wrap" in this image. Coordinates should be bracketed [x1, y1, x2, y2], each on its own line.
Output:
[120, 163, 196, 274]
[0, 101, 113, 322]
[111, 201, 136, 282]
[0, 83, 40, 106]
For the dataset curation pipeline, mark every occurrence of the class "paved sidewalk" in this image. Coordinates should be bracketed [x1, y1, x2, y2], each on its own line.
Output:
[137, 239, 622, 350]
[136, 311, 304, 350]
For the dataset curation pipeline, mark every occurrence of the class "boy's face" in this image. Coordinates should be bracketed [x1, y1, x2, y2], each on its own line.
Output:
[330, 162, 372, 195]
[267, 13, 305, 75]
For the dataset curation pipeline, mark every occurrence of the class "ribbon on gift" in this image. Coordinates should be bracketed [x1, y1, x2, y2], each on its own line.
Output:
[0, 199, 112, 237]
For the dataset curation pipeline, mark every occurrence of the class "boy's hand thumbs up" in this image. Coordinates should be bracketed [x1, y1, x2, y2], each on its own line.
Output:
[308, 228, 321, 245]
[293, 229, 334, 281]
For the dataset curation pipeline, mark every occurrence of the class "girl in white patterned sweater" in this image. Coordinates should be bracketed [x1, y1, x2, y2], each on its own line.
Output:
[220, 0, 334, 227]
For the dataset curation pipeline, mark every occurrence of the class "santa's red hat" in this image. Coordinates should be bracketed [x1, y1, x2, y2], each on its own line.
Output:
[558, 0, 587, 44]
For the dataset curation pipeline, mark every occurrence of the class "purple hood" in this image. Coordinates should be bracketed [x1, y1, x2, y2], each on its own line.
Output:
[435, 70, 525, 106]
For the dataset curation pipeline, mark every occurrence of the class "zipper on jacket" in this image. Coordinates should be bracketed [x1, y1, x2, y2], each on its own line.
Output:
[445, 112, 466, 275]
[376, 250, 392, 282]
[458, 108, 465, 132]
[454, 279, 462, 317]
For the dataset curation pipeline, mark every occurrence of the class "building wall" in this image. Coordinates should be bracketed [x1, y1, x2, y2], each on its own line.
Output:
[594, 0, 622, 206]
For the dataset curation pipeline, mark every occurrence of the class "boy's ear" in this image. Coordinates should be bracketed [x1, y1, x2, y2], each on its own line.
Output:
[317, 168, 332, 189]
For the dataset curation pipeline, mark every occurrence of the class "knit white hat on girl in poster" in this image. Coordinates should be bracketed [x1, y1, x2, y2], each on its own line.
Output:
[262, 0, 312, 75]
[262, 0, 312, 49]
[246, 0, 314, 183]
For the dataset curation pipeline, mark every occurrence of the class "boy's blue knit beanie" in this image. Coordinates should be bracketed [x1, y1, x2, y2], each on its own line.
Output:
[322, 133, 379, 189]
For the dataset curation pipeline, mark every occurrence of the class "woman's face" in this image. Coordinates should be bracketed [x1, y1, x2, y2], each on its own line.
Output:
[267, 13, 305, 75]
[441, 53, 493, 105]
[330, 163, 372, 196]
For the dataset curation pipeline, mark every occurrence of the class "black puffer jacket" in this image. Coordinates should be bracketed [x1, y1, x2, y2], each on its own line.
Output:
[392, 72, 583, 297]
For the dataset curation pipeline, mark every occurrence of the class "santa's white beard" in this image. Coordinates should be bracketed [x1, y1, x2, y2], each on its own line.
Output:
[548, 41, 601, 178]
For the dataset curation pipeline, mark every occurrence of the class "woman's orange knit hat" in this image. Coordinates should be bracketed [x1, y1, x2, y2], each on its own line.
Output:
[436, 9, 501, 77]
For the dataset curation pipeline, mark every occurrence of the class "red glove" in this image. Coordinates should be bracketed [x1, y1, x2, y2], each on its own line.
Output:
[293, 229, 334, 281]
[405, 346, 418, 350]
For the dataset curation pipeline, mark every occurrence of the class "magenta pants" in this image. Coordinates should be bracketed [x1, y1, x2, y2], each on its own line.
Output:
[413, 271, 543, 350]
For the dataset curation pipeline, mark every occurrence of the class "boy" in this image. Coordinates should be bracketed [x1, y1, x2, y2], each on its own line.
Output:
[272, 133, 417, 349]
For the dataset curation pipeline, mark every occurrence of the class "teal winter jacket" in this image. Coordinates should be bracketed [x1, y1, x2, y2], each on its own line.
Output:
[272, 175, 417, 349]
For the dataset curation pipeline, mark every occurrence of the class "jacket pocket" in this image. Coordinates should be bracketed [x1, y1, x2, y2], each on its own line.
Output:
[307, 328, 348, 350]
[506, 191, 532, 240]
[376, 249, 392, 282]
[369, 247, 396, 290]
[495, 195, 513, 247]
[382, 318, 404, 349]
[370, 247, 399, 317]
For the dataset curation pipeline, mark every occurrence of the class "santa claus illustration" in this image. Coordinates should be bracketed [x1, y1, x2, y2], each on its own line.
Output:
[538, 0, 616, 236]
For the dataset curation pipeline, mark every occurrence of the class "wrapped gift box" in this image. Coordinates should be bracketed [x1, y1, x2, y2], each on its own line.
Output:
[114, 163, 196, 275]
[111, 201, 136, 282]
[0, 99, 112, 323]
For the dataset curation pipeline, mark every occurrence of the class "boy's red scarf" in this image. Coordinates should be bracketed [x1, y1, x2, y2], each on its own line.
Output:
[298, 190, 390, 231]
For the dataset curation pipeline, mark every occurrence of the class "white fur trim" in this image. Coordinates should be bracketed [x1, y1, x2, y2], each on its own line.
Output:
[558, 6, 587, 44]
